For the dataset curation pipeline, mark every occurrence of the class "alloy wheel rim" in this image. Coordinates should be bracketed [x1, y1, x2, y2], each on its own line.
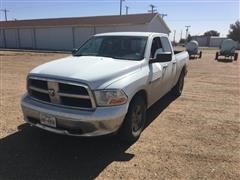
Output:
[179, 75, 184, 93]
[132, 105, 143, 133]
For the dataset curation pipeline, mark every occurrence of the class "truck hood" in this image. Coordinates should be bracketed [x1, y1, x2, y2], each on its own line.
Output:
[30, 56, 142, 89]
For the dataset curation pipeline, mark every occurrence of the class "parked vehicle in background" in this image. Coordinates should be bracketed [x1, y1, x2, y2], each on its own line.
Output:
[21, 32, 189, 143]
[186, 40, 202, 59]
[215, 39, 238, 61]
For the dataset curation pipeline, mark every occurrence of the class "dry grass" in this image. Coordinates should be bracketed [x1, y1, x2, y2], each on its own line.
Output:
[0, 49, 239, 179]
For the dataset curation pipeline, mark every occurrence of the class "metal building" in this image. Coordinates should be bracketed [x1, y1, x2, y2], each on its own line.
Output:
[0, 13, 171, 51]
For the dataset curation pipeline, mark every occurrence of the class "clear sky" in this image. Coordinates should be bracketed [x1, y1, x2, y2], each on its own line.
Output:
[1, 0, 239, 41]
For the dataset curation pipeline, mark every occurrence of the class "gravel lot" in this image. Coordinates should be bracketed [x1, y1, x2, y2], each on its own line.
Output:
[0, 49, 239, 179]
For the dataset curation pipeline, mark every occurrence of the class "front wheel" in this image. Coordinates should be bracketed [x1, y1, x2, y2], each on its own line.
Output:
[118, 96, 147, 144]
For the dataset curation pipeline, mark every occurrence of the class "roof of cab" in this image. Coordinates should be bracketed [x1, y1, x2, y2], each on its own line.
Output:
[94, 32, 168, 37]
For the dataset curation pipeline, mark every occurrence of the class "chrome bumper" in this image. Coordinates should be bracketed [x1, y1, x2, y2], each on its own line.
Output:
[21, 94, 128, 137]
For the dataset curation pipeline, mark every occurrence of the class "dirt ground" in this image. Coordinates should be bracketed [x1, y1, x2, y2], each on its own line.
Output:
[0, 49, 239, 180]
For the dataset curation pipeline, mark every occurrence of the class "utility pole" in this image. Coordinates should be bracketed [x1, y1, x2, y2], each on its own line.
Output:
[148, 4, 157, 14]
[120, 0, 125, 16]
[173, 30, 176, 45]
[180, 30, 182, 40]
[125, 6, 129, 15]
[160, 13, 167, 19]
[0, 9, 9, 21]
[185, 25, 191, 39]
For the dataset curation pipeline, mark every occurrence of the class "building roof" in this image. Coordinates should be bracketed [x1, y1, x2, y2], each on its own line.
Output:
[0, 13, 170, 32]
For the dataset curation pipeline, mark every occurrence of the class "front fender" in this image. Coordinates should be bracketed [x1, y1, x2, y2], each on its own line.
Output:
[105, 66, 149, 106]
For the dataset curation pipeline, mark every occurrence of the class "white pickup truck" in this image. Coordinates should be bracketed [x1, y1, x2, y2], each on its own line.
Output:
[21, 32, 189, 143]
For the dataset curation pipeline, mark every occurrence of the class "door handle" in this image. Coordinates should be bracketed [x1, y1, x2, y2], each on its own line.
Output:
[172, 61, 177, 64]
[162, 64, 168, 68]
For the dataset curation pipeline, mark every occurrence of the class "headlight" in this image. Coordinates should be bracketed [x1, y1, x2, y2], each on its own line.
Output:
[94, 89, 128, 106]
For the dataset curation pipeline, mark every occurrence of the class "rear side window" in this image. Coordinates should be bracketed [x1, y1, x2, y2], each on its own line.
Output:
[161, 37, 172, 53]
[150, 37, 162, 58]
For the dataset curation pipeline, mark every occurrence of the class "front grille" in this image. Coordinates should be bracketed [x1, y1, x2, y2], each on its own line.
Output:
[59, 83, 89, 95]
[29, 79, 48, 89]
[31, 90, 51, 102]
[28, 77, 95, 110]
[61, 97, 92, 108]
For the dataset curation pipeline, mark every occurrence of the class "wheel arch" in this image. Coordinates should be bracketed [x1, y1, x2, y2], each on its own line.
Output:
[130, 89, 148, 107]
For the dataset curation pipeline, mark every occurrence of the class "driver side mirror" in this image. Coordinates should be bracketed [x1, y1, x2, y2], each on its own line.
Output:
[149, 52, 172, 63]
[72, 48, 78, 55]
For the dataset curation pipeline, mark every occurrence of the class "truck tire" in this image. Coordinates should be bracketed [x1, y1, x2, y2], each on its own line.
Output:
[172, 71, 185, 97]
[118, 95, 147, 144]
[199, 51, 202, 59]
[215, 52, 219, 60]
[234, 53, 238, 61]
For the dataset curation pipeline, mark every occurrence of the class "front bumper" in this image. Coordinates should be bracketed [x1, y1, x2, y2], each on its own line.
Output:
[21, 94, 128, 137]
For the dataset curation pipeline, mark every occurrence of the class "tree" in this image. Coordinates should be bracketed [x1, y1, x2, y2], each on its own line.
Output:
[204, 30, 220, 37]
[228, 20, 240, 42]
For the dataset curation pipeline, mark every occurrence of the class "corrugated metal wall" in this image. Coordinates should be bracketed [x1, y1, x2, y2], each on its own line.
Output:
[36, 27, 73, 50]
[0, 22, 167, 51]
[5, 29, 19, 48]
[0, 30, 5, 48]
[192, 36, 210, 47]
[73, 27, 95, 48]
[19, 28, 34, 49]
[209, 37, 226, 47]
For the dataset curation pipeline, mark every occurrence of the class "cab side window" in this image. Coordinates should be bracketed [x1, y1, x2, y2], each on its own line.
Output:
[150, 37, 162, 58]
[160, 37, 172, 53]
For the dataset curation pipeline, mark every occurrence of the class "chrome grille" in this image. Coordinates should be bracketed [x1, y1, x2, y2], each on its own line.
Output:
[28, 76, 95, 110]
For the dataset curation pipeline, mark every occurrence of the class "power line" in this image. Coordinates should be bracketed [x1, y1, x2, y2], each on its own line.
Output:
[148, 4, 157, 14]
[0, 9, 10, 21]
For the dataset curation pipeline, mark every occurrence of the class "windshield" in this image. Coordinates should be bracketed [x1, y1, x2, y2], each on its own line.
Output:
[73, 36, 148, 60]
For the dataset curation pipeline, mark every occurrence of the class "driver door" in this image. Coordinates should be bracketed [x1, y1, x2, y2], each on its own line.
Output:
[148, 37, 171, 104]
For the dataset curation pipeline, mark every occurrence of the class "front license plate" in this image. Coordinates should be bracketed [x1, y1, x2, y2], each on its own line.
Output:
[40, 113, 56, 128]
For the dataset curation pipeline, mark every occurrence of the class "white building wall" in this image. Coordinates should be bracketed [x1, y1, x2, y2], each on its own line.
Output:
[95, 24, 148, 34]
[209, 37, 226, 47]
[192, 36, 209, 47]
[35, 27, 73, 50]
[1, 19, 170, 50]
[113, 24, 148, 32]
[19, 28, 34, 49]
[148, 17, 170, 34]
[74, 27, 94, 48]
[5, 29, 18, 48]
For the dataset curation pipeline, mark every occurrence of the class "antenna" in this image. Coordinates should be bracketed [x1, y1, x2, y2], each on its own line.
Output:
[0, 9, 10, 21]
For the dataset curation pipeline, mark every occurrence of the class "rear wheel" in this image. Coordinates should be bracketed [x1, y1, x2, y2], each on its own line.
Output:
[215, 52, 219, 60]
[199, 51, 202, 59]
[172, 71, 185, 97]
[118, 96, 147, 144]
[234, 53, 238, 61]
